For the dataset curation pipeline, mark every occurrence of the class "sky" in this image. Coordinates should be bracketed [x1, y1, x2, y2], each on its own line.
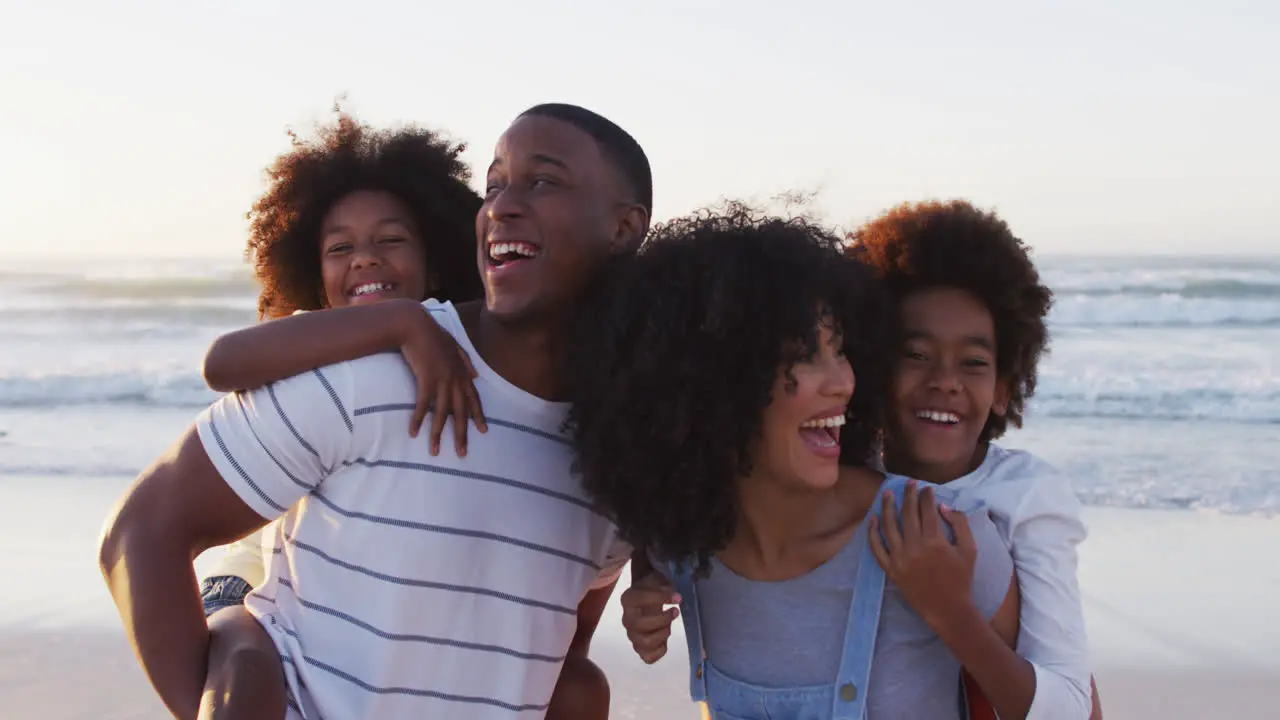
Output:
[0, 0, 1276, 259]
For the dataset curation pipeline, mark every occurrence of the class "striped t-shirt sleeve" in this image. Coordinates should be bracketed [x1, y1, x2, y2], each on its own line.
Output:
[195, 364, 358, 521]
[589, 537, 633, 589]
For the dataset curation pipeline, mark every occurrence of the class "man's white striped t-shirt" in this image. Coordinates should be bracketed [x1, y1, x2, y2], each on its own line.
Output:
[195, 300, 629, 719]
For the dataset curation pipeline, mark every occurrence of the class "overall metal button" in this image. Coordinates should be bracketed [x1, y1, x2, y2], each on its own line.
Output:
[839, 683, 858, 702]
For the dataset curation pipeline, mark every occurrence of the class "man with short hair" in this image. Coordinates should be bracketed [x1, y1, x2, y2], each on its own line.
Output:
[99, 103, 652, 719]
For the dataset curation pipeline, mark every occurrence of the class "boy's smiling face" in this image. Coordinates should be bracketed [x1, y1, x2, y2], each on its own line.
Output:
[886, 286, 1010, 483]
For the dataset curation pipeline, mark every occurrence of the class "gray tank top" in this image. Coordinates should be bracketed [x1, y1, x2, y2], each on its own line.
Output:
[693, 507, 1013, 718]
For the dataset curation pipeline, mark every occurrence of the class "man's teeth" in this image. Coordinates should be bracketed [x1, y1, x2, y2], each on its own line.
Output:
[800, 414, 846, 429]
[488, 242, 539, 261]
[917, 410, 960, 424]
[351, 282, 392, 297]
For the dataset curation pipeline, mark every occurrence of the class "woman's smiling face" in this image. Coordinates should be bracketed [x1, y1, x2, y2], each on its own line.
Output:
[752, 321, 856, 491]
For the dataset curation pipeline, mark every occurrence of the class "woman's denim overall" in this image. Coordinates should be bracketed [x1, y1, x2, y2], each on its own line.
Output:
[668, 475, 975, 720]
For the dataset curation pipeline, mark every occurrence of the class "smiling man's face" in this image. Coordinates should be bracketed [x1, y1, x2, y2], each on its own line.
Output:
[475, 114, 630, 324]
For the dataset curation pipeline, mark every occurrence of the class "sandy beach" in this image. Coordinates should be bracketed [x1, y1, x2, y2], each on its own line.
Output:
[1, 0, 1276, 710]
[2, 473, 1277, 719]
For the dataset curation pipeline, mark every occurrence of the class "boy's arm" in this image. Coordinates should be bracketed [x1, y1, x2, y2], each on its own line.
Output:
[202, 299, 423, 392]
[967, 575, 1103, 719]
[989, 574, 1021, 647]
[99, 364, 358, 719]
[1008, 478, 1094, 720]
[962, 580, 1019, 720]
[927, 514, 1038, 719]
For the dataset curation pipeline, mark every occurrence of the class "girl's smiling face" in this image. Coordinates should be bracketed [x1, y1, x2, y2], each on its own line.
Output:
[319, 189, 431, 308]
[885, 286, 1010, 483]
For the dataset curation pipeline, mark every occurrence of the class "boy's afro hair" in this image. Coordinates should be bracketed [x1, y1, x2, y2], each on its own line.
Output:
[846, 199, 1052, 440]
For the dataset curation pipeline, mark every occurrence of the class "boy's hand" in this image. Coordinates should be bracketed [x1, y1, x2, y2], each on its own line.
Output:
[620, 573, 681, 664]
[398, 306, 487, 456]
[869, 480, 978, 634]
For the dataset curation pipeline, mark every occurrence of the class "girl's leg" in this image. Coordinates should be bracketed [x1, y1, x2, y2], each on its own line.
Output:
[545, 654, 610, 720]
[199, 605, 288, 720]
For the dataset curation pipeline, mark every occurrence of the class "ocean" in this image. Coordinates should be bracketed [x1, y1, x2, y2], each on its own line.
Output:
[1, 254, 1277, 515]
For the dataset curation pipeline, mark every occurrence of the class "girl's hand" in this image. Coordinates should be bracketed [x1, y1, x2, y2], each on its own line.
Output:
[620, 572, 681, 664]
[869, 480, 978, 633]
[397, 306, 486, 456]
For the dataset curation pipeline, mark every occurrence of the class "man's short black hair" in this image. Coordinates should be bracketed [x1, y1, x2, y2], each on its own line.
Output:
[519, 103, 653, 215]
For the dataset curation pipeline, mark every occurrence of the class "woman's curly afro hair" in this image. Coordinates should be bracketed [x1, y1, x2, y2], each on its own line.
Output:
[565, 203, 890, 572]
[845, 199, 1053, 441]
[246, 109, 482, 316]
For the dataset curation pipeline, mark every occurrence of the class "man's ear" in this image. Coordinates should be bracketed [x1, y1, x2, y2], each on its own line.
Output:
[610, 202, 649, 255]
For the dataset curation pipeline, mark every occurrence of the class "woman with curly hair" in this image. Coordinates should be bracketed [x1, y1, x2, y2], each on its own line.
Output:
[569, 205, 1025, 719]
[193, 108, 612, 720]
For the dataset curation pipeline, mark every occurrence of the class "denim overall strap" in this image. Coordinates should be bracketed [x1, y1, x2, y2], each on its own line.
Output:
[669, 559, 710, 702]
[829, 474, 911, 720]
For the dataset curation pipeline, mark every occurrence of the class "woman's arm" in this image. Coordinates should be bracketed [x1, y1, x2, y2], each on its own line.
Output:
[620, 549, 681, 665]
[202, 300, 423, 392]
[963, 581, 1020, 720]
